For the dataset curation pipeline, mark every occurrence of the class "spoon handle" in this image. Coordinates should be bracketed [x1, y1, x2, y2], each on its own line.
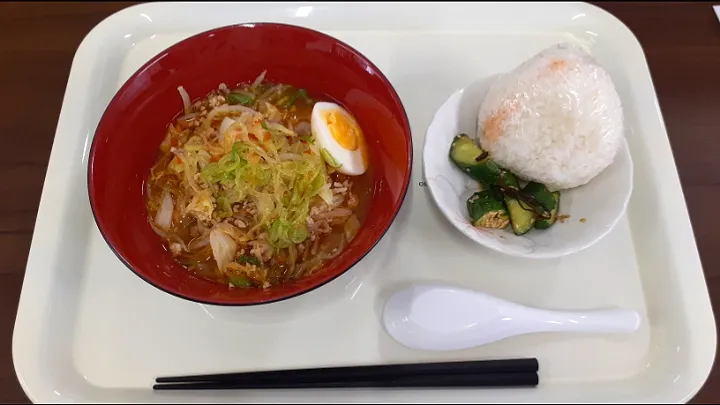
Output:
[521, 308, 641, 335]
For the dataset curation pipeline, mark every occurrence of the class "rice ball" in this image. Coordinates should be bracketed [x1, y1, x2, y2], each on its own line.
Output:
[477, 43, 624, 191]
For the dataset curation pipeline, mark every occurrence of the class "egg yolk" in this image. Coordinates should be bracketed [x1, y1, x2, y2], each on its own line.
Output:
[322, 110, 361, 151]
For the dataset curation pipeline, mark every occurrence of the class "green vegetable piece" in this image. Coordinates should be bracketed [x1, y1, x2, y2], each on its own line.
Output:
[523, 181, 556, 213]
[449, 134, 502, 185]
[261, 120, 270, 130]
[499, 172, 535, 235]
[228, 274, 253, 288]
[214, 196, 233, 218]
[466, 190, 509, 229]
[269, 219, 309, 248]
[498, 172, 551, 218]
[499, 170, 520, 189]
[321, 148, 342, 168]
[284, 88, 309, 107]
[226, 92, 254, 106]
[238, 255, 261, 266]
[505, 197, 536, 235]
[299, 134, 314, 144]
[201, 142, 250, 185]
[535, 192, 561, 230]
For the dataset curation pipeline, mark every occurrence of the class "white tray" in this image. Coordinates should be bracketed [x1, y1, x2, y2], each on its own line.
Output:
[13, 2, 716, 403]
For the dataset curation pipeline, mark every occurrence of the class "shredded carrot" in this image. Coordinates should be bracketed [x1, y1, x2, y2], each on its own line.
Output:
[264, 133, 271, 142]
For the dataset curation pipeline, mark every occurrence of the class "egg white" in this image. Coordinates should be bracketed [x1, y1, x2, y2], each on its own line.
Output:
[311, 102, 367, 176]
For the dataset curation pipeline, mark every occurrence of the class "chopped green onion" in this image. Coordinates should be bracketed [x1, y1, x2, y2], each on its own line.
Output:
[226, 92, 254, 106]
[284, 88, 309, 108]
[228, 274, 253, 287]
[238, 255, 261, 266]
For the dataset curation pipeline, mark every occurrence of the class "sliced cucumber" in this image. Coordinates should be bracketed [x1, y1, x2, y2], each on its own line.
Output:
[500, 171, 535, 235]
[449, 134, 502, 185]
[523, 181, 556, 214]
[467, 190, 510, 229]
[535, 191, 561, 229]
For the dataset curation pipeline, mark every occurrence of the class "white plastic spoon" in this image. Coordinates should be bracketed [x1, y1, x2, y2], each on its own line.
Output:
[382, 284, 641, 351]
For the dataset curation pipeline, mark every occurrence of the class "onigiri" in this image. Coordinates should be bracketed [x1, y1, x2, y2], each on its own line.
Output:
[476, 43, 624, 191]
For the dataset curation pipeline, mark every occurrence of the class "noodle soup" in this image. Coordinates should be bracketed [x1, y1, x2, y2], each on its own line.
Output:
[145, 71, 372, 289]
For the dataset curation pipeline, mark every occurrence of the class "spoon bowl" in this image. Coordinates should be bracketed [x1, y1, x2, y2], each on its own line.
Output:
[383, 284, 641, 351]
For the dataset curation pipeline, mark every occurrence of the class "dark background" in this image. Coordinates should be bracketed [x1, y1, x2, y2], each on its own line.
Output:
[1, 2, 718, 403]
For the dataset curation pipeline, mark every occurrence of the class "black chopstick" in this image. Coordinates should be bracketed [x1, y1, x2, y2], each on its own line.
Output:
[156, 358, 538, 384]
[153, 358, 539, 390]
[153, 371, 538, 390]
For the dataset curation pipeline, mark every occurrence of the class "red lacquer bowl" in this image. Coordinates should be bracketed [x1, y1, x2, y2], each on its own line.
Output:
[88, 23, 412, 306]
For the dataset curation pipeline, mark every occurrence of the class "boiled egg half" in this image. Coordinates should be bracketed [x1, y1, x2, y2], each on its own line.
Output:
[311, 102, 369, 176]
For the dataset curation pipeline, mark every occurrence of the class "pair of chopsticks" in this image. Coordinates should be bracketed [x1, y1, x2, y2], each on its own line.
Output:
[153, 358, 539, 390]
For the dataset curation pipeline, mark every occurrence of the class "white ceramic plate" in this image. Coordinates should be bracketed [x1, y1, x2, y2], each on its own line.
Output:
[423, 75, 634, 259]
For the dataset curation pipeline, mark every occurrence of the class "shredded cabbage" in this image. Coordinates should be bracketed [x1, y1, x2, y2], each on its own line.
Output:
[199, 133, 328, 248]
[166, 85, 335, 250]
[209, 226, 237, 272]
[269, 218, 308, 249]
